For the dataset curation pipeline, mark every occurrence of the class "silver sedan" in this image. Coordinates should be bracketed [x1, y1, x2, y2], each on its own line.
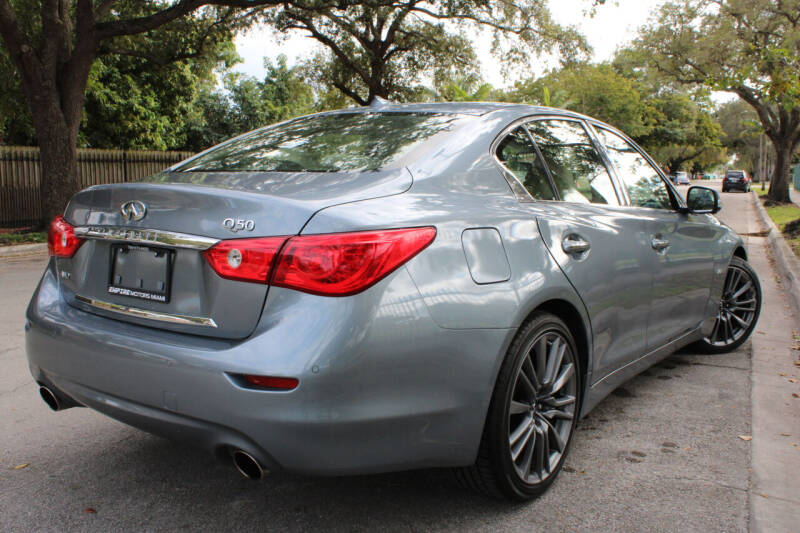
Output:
[26, 102, 761, 501]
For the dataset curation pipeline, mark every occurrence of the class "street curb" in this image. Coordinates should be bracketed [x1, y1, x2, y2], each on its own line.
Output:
[750, 191, 800, 315]
[0, 242, 47, 259]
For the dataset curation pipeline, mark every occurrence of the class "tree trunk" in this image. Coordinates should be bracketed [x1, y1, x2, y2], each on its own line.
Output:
[38, 127, 80, 226]
[768, 139, 793, 203]
[28, 96, 81, 227]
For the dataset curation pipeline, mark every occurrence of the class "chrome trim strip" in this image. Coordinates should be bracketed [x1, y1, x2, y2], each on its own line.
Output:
[74, 226, 218, 250]
[74, 295, 218, 328]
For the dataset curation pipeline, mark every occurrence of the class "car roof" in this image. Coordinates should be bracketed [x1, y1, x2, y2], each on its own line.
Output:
[324, 101, 597, 121]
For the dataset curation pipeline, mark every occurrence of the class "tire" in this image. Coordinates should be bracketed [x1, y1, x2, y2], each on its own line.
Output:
[691, 256, 761, 354]
[456, 312, 581, 501]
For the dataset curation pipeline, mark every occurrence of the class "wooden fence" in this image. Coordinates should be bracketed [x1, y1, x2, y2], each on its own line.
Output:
[0, 146, 194, 227]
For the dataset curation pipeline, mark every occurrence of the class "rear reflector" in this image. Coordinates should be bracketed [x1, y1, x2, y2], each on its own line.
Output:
[272, 227, 437, 296]
[202, 236, 287, 283]
[242, 375, 299, 390]
[204, 227, 436, 296]
[48, 215, 83, 257]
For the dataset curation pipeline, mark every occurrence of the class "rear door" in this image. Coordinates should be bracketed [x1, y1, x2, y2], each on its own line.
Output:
[592, 126, 720, 350]
[499, 118, 654, 380]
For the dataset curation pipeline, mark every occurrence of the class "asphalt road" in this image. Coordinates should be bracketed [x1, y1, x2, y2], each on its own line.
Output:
[0, 183, 760, 532]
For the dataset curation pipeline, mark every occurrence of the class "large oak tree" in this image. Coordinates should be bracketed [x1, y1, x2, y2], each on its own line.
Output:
[272, 0, 590, 106]
[0, 0, 279, 226]
[634, 0, 800, 203]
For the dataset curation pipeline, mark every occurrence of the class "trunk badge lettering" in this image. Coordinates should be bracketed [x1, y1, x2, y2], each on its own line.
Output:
[222, 218, 255, 232]
[121, 201, 147, 222]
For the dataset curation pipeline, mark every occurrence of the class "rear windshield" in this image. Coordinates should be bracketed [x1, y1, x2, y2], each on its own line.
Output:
[174, 112, 461, 173]
[726, 171, 745, 178]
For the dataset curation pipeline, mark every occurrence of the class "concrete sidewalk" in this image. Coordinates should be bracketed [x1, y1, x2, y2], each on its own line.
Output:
[746, 235, 800, 532]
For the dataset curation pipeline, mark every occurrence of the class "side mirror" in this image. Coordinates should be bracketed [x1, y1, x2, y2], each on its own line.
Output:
[686, 186, 720, 214]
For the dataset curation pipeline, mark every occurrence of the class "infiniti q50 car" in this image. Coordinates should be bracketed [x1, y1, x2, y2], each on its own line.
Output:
[26, 102, 762, 501]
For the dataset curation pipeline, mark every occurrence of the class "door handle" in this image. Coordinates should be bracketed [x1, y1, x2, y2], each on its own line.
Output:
[651, 236, 670, 251]
[562, 235, 590, 254]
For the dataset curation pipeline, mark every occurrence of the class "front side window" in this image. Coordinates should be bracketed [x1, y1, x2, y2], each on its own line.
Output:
[596, 128, 672, 210]
[495, 127, 556, 201]
[175, 112, 461, 173]
[525, 120, 619, 205]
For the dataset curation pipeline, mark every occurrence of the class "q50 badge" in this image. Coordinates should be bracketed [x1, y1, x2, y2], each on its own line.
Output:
[222, 218, 255, 233]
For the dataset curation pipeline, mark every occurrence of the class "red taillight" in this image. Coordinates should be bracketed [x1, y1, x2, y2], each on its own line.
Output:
[204, 227, 436, 296]
[202, 236, 287, 283]
[242, 375, 299, 390]
[48, 215, 83, 257]
[272, 227, 436, 296]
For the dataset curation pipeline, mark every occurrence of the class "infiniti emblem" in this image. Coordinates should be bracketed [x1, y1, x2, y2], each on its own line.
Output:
[120, 200, 147, 222]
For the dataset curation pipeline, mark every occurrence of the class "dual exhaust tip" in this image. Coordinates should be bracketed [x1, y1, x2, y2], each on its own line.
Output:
[40, 385, 268, 481]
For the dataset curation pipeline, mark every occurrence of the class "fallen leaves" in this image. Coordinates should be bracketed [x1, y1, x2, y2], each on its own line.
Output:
[739, 435, 753, 441]
[790, 378, 799, 383]
[781, 433, 792, 437]
[83, 508, 97, 514]
[779, 372, 788, 376]
[793, 393, 800, 399]
[13, 463, 29, 470]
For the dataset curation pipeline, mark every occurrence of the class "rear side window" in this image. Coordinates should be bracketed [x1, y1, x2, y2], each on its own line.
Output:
[175, 112, 461, 173]
[495, 127, 556, 201]
[525, 120, 619, 205]
[596, 128, 672, 210]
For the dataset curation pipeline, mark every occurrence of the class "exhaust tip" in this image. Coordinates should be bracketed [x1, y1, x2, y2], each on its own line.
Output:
[232, 450, 265, 480]
[39, 386, 59, 411]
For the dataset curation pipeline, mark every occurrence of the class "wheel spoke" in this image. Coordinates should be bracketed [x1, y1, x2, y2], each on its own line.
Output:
[540, 420, 551, 473]
[510, 415, 533, 447]
[541, 416, 566, 453]
[543, 394, 575, 407]
[510, 400, 530, 415]
[731, 281, 752, 300]
[540, 407, 573, 420]
[522, 354, 541, 391]
[544, 337, 566, 385]
[516, 371, 536, 400]
[512, 423, 535, 461]
[534, 424, 546, 477]
[728, 311, 750, 328]
[710, 314, 722, 343]
[534, 337, 548, 379]
[521, 427, 536, 478]
[550, 362, 575, 394]
[725, 269, 740, 293]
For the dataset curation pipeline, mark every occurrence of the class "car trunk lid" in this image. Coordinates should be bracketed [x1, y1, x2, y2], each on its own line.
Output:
[58, 169, 411, 339]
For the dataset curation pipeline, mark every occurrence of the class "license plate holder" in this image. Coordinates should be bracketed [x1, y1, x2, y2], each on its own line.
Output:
[108, 244, 174, 303]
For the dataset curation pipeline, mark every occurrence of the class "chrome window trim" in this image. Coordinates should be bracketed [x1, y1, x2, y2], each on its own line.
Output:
[74, 295, 218, 328]
[74, 226, 219, 250]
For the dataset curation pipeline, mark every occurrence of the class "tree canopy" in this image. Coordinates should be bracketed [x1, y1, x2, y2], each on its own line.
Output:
[634, 0, 800, 202]
[271, 0, 590, 105]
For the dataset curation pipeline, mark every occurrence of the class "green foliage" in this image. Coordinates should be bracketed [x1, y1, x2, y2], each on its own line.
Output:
[716, 99, 768, 175]
[0, 230, 45, 245]
[184, 55, 316, 151]
[273, 0, 589, 105]
[502, 64, 653, 137]
[633, 0, 800, 201]
[496, 60, 725, 172]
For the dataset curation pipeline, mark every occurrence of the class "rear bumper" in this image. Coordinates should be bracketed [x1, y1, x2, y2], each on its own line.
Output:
[723, 180, 749, 190]
[26, 260, 510, 475]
